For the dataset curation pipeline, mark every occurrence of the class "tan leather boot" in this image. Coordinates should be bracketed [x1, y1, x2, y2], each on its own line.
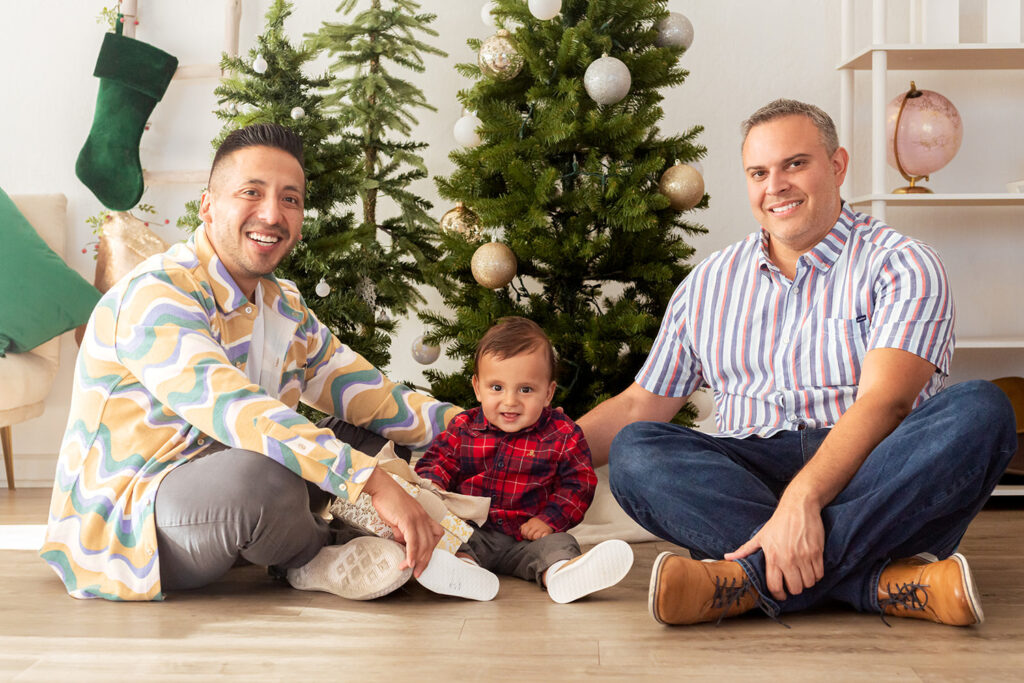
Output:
[878, 553, 983, 626]
[649, 552, 759, 625]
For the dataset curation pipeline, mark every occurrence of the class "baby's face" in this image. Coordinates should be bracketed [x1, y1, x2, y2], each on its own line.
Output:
[472, 349, 556, 433]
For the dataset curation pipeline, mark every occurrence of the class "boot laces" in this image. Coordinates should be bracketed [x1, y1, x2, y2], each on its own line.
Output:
[879, 580, 930, 627]
[710, 575, 790, 628]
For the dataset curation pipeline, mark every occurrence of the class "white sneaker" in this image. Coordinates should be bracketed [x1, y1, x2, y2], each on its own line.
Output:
[286, 536, 411, 600]
[546, 539, 634, 604]
[415, 548, 499, 601]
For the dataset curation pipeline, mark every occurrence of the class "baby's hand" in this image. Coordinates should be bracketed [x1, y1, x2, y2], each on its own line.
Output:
[520, 517, 553, 540]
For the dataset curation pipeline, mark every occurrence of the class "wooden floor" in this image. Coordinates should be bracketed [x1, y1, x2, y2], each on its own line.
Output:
[2, 488, 1023, 681]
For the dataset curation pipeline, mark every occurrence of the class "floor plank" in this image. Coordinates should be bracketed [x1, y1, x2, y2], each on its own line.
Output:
[2, 489, 1022, 681]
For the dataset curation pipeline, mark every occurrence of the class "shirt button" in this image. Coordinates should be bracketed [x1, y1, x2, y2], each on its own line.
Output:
[197, 437, 205, 446]
[245, 306, 253, 314]
[234, 360, 243, 367]
[497, 519, 503, 525]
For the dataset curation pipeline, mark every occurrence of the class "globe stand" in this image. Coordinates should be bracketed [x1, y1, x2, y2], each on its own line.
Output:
[891, 81, 934, 194]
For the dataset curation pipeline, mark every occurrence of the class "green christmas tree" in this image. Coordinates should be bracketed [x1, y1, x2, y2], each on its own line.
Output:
[309, 0, 448, 366]
[422, 0, 707, 418]
[183, 0, 430, 370]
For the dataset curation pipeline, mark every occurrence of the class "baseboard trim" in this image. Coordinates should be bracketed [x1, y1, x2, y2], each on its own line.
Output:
[1, 452, 57, 489]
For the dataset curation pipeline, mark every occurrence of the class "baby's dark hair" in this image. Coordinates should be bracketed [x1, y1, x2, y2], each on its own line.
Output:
[474, 317, 556, 380]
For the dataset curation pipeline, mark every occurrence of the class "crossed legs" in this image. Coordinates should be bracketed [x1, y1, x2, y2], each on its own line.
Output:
[609, 380, 1016, 620]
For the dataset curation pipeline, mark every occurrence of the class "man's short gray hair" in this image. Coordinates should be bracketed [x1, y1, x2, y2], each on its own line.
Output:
[741, 99, 840, 156]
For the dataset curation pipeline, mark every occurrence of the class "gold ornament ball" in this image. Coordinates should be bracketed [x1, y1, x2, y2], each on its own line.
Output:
[659, 163, 705, 211]
[471, 242, 517, 289]
[439, 202, 483, 240]
[478, 29, 525, 81]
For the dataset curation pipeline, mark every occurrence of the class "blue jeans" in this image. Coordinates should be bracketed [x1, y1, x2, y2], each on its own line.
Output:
[609, 380, 1016, 616]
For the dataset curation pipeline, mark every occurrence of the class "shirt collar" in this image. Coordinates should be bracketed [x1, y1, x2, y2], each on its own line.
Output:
[468, 406, 554, 435]
[757, 201, 855, 274]
[194, 223, 288, 314]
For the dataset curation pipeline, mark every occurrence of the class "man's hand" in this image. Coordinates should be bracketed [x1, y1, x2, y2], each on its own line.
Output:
[520, 516, 554, 540]
[361, 468, 443, 577]
[724, 497, 825, 602]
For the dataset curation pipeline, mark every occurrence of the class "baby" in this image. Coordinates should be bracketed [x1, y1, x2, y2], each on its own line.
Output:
[414, 316, 633, 602]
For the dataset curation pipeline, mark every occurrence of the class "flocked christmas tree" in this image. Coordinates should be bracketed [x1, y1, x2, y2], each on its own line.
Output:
[309, 0, 447, 368]
[422, 0, 707, 418]
[183, 0, 437, 370]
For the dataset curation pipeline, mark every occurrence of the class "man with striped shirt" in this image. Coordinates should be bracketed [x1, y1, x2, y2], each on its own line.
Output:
[577, 100, 1015, 627]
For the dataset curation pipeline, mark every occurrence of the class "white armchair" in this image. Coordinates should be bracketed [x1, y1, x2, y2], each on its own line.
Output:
[0, 194, 67, 489]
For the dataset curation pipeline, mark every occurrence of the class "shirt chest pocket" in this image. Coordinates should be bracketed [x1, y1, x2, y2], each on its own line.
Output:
[811, 317, 870, 387]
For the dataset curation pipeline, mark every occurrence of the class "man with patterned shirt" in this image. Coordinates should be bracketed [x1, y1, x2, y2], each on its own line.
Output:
[41, 123, 456, 602]
[414, 317, 633, 603]
[577, 100, 1016, 627]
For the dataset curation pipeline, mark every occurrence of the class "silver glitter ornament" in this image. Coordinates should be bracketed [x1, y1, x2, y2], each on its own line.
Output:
[583, 55, 631, 105]
[655, 12, 694, 50]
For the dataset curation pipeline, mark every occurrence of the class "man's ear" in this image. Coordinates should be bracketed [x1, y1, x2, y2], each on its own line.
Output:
[832, 146, 850, 187]
[198, 190, 214, 225]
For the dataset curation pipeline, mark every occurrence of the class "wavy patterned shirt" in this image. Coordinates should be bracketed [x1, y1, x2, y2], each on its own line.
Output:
[41, 226, 458, 601]
[637, 203, 955, 438]
[415, 407, 597, 539]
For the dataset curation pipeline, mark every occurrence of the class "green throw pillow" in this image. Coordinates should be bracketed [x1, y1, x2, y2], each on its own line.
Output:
[0, 188, 101, 356]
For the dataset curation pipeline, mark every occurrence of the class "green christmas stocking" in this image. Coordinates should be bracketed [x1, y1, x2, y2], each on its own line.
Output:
[75, 32, 178, 211]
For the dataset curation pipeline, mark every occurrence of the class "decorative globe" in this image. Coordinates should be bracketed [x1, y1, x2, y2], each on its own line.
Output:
[885, 83, 963, 190]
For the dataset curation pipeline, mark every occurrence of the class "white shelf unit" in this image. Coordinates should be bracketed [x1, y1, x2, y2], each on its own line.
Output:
[838, 0, 1024, 495]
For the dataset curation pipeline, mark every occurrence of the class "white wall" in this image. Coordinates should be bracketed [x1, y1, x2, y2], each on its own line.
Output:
[2, 0, 1021, 485]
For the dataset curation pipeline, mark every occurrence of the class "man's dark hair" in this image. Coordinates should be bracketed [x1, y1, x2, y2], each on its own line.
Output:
[208, 123, 305, 188]
[474, 316, 557, 381]
[741, 99, 840, 156]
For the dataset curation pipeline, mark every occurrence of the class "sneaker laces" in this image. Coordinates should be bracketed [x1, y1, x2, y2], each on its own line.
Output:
[878, 580, 930, 627]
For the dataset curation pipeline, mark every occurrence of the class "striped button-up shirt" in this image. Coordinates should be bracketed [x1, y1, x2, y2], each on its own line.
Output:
[41, 226, 458, 601]
[638, 204, 954, 438]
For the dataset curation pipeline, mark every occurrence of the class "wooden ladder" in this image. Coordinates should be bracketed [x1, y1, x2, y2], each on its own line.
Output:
[119, 0, 243, 186]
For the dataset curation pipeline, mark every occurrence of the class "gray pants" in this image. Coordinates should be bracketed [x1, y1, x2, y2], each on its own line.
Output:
[461, 524, 581, 587]
[154, 420, 392, 591]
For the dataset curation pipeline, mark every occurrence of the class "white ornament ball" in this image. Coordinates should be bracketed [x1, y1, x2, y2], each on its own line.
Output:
[252, 55, 269, 74]
[471, 242, 517, 289]
[290, 106, 305, 120]
[659, 163, 705, 211]
[481, 1, 497, 27]
[453, 112, 483, 148]
[528, 0, 561, 21]
[411, 336, 441, 365]
[315, 278, 331, 297]
[584, 55, 631, 105]
[655, 12, 694, 50]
